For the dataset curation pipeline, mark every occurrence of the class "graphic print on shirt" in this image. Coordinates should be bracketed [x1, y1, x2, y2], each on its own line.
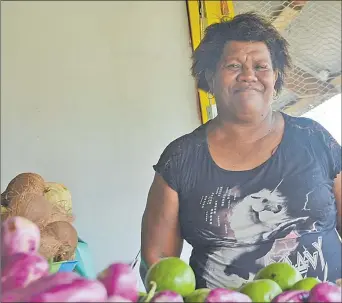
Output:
[197, 180, 326, 289]
[262, 235, 329, 281]
[198, 179, 313, 244]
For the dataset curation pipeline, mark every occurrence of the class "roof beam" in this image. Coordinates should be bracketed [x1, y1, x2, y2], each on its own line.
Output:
[272, 0, 309, 31]
[329, 75, 342, 88]
[272, 6, 300, 31]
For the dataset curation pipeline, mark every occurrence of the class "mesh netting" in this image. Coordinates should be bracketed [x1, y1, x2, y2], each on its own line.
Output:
[233, 0, 341, 115]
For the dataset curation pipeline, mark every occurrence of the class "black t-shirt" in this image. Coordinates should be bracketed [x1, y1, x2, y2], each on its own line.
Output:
[153, 112, 342, 289]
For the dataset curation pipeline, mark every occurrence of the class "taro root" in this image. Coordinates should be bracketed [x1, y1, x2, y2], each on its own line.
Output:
[1, 173, 45, 207]
[39, 221, 78, 261]
[2, 173, 77, 264]
[6, 193, 54, 230]
[6, 193, 74, 229]
[43, 182, 73, 215]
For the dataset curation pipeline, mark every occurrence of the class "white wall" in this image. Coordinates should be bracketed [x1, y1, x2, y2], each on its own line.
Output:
[1, 0, 198, 285]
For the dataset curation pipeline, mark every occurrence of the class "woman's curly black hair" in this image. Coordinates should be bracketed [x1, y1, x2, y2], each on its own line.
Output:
[191, 12, 292, 95]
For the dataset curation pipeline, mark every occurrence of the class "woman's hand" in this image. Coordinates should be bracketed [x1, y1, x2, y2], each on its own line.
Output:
[140, 173, 183, 282]
[334, 172, 341, 236]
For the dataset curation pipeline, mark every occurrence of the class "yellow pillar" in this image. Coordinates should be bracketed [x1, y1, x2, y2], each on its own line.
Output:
[187, 1, 235, 124]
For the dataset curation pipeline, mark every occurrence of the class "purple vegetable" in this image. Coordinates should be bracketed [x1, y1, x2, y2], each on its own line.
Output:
[308, 282, 342, 303]
[151, 291, 184, 302]
[205, 288, 252, 302]
[1, 252, 49, 293]
[272, 290, 309, 302]
[97, 263, 138, 302]
[1, 216, 40, 257]
[107, 295, 133, 302]
[1, 272, 80, 302]
[27, 278, 107, 302]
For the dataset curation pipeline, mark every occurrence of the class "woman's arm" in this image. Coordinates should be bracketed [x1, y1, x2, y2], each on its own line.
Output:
[334, 172, 342, 236]
[140, 173, 183, 283]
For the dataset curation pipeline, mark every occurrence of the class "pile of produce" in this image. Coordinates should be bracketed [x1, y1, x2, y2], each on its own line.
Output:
[1, 173, 340, 302]
[1, 172, 76, 262]
[1, 216, 137, 302]
[1, 215, 341, 302]
[141, 257, 341, 303]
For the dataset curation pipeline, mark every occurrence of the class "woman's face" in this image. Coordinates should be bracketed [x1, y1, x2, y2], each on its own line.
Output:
[208, 41, 278, 122]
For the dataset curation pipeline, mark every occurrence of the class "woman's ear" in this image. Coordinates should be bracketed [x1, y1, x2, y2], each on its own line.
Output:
[205, 69, 215, 93]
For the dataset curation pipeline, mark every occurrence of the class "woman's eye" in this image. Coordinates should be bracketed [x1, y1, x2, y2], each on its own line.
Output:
[225, 64, 241, 70]
[255, 65, 268, 71]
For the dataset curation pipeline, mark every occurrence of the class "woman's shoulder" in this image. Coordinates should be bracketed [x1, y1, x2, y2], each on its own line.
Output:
[282, 112, 325, 133]
[153, 123, 209, 191]
[159, 122, 208, 158]
[281, 112, 338, 145]
[281, 112, 341, 176]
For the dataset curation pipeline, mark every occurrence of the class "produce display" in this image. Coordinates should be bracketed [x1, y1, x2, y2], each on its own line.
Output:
[1, 172, 76, 262]
[1, 172, 341, 302]
[1, 215, 341, 302]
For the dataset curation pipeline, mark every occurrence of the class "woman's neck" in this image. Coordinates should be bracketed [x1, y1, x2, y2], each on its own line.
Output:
[212, 110, 276, 144]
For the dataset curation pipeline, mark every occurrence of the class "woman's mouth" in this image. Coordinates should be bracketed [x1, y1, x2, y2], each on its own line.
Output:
[235, 87, 262, 93]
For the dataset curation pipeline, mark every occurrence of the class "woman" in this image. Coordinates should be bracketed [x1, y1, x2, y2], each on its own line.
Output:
[140, 12, 341, 289]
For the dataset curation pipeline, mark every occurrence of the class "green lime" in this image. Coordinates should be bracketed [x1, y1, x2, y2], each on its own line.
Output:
[291, 277, 320, 291]
[184, 288, 211, 302]
[254, 262, 303, 290]
[239, 279, 282, 302]
[145, 257, 196, 297]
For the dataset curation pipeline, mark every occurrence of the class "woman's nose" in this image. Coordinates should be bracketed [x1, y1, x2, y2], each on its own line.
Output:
[237, 67, 257, 83]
